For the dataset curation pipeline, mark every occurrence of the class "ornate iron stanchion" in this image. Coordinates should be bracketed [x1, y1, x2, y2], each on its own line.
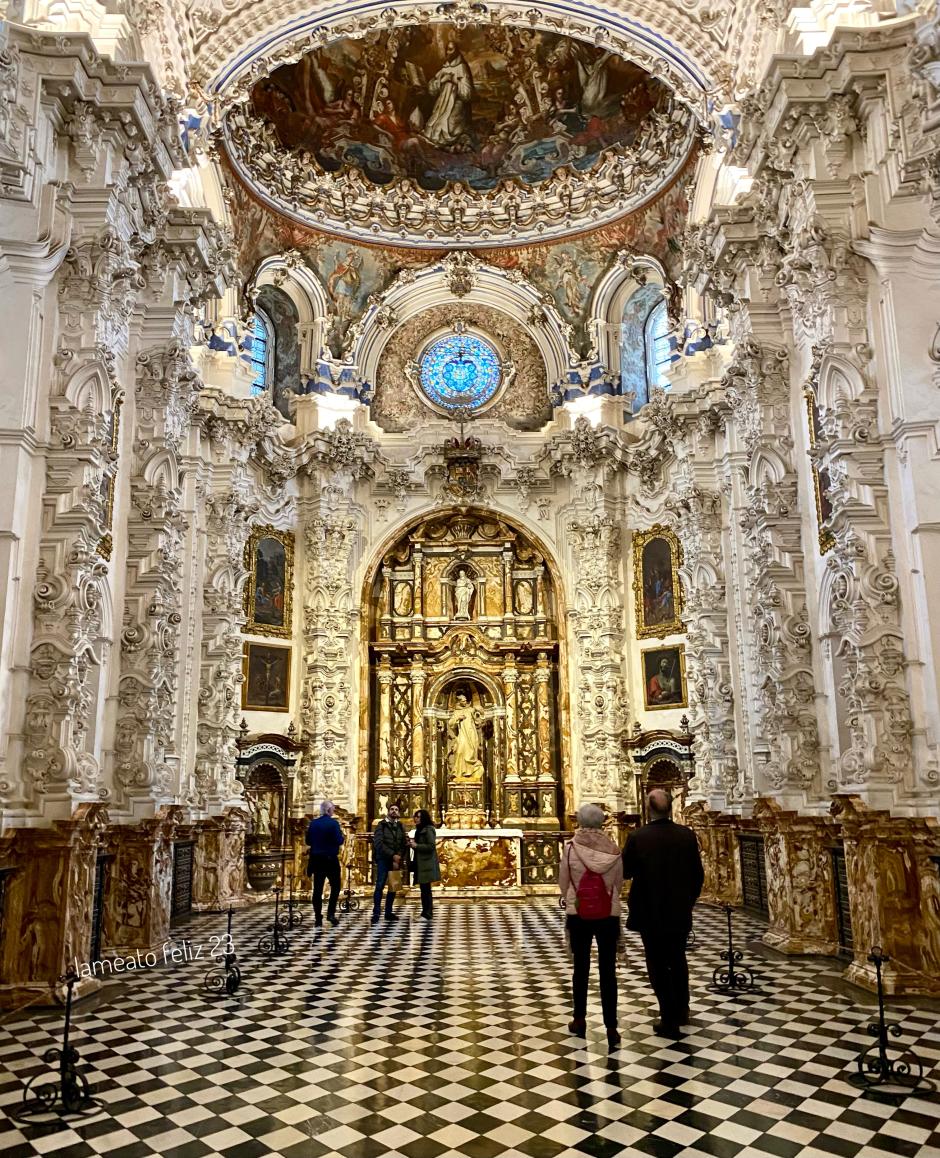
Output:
[848, 947, 933, 1098]
[19, 968, 96, 1117]
[708, 904, 756, 994]
[686, 924, 696, 951]
[258, 885, 290, 956]
[278, 870, 305, 930]
[339, 861, 360, 913]
[204, 907, 242, 996]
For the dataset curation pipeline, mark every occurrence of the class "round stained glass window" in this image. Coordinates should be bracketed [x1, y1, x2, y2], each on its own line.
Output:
[418, 332, 502, 411]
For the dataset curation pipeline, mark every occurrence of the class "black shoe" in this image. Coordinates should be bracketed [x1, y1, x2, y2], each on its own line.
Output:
[678, 1008, 690, 1025]
[328, 917, 339, 927]
[607, 1028, 621, 1050]
[370, 914, 380, 925]
[420, 910, 432, 919]
[314, 918, 323, 928]
[385, 912, 398, 921]
[653, 1021, 682, 1039]
[568, 1018, 586, 1036]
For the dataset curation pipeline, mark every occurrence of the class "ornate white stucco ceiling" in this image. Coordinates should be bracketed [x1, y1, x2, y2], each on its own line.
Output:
[208, 0, 712, 249]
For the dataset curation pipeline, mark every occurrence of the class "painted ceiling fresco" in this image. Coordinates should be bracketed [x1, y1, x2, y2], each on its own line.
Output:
[227, 164, 692, 358]
[249, 27, 673, 194]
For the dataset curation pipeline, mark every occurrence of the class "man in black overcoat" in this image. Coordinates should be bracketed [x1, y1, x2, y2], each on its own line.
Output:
[622, 788, 704, 1038]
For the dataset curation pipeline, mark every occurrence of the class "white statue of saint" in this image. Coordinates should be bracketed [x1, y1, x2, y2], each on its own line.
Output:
[448, 693, 484, 781]
[454, 568, 474, 620]
[425, 41, 474, 148]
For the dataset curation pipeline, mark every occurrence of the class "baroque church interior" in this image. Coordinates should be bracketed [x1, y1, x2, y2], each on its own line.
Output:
[1, 0, 940, 1154]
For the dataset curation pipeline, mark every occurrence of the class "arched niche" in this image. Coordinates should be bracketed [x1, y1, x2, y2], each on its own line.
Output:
[589, 252, 668, 393]
[350, 258, 575, 397]
[357, 507, 571, 832]
[251, 256, 330, 378]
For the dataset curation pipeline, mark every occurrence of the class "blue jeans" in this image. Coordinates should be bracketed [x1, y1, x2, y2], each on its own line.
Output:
[372, 859, 396, 918]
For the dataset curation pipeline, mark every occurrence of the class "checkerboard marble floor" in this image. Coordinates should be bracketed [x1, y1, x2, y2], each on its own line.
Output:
[1, 899, 938, 1158]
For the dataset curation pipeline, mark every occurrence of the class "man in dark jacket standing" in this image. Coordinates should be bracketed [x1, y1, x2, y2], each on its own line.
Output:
[372, 803, 407, 924]
[622, 789, 704, 1038]
[305, 800, 345, 927]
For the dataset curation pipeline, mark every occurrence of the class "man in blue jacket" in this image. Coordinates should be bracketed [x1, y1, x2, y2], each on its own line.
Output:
[305, 800, 345, 927]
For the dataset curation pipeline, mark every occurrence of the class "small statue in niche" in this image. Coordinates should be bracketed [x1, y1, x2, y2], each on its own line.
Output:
[454, 568, 474, 620]
[515, 581, 533, 615]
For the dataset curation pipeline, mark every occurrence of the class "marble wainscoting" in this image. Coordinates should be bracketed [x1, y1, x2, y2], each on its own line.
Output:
[0, 805, 252, 1009]
[0, 804, 111, 1008]
[685, 796, 940, 997]
[834, 795, 940, 997]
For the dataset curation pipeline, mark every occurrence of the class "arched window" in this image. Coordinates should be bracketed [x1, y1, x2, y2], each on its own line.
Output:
[248, 310, 274, 395]
[645, 300, 672, 391]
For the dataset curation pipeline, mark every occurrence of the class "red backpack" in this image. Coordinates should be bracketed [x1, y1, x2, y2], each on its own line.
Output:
[567, 846, 613, 920]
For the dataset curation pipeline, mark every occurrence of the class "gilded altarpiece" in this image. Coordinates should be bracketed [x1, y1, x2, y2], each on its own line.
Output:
[363, 512, 566, 830]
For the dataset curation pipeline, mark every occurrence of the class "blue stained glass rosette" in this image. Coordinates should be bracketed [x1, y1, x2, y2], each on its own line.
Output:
[418, 333, 502, 411]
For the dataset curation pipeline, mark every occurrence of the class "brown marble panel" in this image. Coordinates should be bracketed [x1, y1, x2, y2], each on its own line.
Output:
[754, 799, 839, 956]
[833, 795, 940, 996]
[436, 837, 516, 888]
[684, 802, 742, 905]
[0, 803, 110, 1007]
[192, 807, 250, 909]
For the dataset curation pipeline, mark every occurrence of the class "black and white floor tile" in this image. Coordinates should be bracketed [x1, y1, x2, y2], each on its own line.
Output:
[0, 899, 938, 1158]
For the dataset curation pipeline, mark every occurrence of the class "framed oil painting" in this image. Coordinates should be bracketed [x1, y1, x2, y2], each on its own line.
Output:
[633, 525, 683, 639]
[641, 645, 687, 711]
[244, 526, 294, 638]
[242, 642, 291, 712]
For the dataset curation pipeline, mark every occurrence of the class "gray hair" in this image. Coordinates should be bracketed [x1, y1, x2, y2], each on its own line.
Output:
[576, 803, 606, 829]
[319, 800, 335, 817]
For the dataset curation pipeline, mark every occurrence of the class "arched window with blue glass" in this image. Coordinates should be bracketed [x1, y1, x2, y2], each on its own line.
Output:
[248, 310, 274, 395]
[619, 285, 670, 411]
[644, 300, 672, 392]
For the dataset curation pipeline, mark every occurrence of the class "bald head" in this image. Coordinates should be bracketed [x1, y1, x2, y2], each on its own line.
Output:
[648, 789, 671, 819]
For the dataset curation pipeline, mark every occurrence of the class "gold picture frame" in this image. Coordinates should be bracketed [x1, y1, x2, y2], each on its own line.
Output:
[641, 644, 688, 711]
[632, 525, 684, 639]
[242, 642, 291, 712]
[244, 525, 294, 638]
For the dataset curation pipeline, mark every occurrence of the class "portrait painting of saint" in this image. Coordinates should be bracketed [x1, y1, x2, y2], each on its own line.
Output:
[641, 645, 687, 711]
[243, 643, 291, 712]
[633, 525, 683, 639]
[244, 526, 294, 638]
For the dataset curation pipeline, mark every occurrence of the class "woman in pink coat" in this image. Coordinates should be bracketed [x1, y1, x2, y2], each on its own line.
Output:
[559, 803, 624, 1049]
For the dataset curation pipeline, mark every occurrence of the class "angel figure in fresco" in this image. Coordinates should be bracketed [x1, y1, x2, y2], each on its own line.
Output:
[326, 250, 362, 319]
[448, 693, 485, 781]
[425, 41, 474, 148]
[557, 253, 585, 315]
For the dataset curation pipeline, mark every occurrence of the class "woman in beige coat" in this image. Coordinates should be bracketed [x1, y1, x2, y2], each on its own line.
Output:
[559, 803, 624, 1049]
